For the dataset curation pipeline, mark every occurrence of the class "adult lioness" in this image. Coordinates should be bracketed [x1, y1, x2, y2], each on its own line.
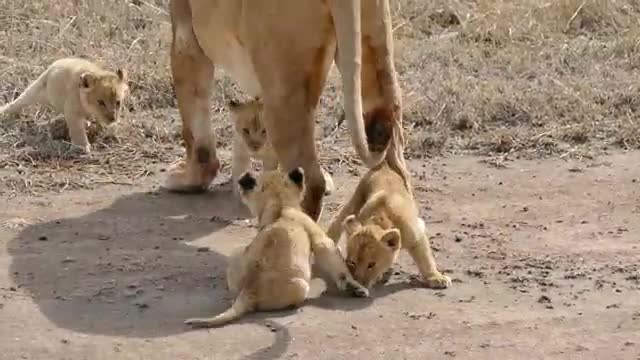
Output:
[185, 168, 368, 328]
[165, 0, 410, 220]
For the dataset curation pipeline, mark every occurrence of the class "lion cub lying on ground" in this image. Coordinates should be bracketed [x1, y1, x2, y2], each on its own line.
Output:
[185, 168, 368, 328]
[229, 98, 334, 196]
[327, 162, 452, 289]
[0, 57, 128, 153]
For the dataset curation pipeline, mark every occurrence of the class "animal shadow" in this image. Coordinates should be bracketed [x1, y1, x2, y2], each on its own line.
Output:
[8, 187, 251, 338]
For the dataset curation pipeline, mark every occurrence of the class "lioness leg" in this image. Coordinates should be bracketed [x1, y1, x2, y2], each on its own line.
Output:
[261, 97, 326, 220]
[164, 0, 220, 193]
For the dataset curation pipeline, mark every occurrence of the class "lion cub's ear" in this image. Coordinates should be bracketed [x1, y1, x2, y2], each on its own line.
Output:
[238, 172, 257, 192]
[79, 72, 97, 90]
[288, 168, 304, 188]
[380, 228, 401, 250]
[115, 68, 127, 82]
[343, 215, 362, 236]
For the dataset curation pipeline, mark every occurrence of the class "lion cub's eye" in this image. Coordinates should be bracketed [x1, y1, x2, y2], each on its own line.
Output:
[367, 262, 376, 269]
[261, 129, 267, 136]
[116, 100, 121, 107]
[346, 260, 356, 268]
[243, 128, 250, 135]
[98, 100, 106, 108]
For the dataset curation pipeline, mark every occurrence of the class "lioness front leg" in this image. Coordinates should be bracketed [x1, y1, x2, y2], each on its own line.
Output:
[401, 220, 451, 289]
[231, 136, 252, 194]
[164, 0, 220, 193]
[261, 97, 327, 221]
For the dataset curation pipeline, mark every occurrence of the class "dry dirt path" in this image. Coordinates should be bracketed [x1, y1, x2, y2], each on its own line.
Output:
[1, 152, 639, 360]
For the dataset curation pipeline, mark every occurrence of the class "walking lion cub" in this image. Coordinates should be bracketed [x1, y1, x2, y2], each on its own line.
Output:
[0, 57, 128, 153]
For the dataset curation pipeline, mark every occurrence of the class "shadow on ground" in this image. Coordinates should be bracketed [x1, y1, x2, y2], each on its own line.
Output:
[7, 185, 425, 359]
[8, 188, 249, 338]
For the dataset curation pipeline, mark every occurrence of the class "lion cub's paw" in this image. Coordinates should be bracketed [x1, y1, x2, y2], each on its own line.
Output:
[424, 273, 452, 289]
[345, 279, 370, 298]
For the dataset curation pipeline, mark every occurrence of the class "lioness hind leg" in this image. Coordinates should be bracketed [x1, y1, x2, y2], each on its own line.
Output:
[164, 0, 220, 193]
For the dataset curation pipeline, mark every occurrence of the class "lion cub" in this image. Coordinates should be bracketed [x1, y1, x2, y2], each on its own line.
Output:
[327, 162, 452, 289]
[185, 168, 368, 328]
[0, 57, 128, 153]
[229, 98, 334, 196]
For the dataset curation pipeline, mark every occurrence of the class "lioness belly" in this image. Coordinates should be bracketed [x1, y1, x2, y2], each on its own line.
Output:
[190, 6, 261, 97]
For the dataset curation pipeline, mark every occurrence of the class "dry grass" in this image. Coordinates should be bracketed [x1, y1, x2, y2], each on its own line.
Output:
[1, 0, 639, 194]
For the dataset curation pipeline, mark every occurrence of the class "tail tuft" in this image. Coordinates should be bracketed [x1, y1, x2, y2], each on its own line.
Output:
[365, 107, 393, 154]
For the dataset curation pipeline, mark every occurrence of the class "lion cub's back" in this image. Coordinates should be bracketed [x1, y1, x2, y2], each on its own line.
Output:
[44, 58, 105, 110]
[255, 221, 312, 278]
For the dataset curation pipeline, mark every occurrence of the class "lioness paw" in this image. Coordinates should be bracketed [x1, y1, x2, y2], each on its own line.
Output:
[424, 273, 452, 289]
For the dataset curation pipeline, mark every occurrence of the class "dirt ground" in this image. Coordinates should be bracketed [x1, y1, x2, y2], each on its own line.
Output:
[1, 0, 640, 359]
[1, 151, 638, 360]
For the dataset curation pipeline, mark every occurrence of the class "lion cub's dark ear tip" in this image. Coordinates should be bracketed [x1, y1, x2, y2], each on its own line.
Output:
[238, 172, 257, 191]
[288, 167, 304, 186]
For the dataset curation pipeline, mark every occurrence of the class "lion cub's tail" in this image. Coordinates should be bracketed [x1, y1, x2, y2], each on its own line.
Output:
[330, 0, 389, 169]
[0, 70, 48, 116]
[184, 289, 254, 328]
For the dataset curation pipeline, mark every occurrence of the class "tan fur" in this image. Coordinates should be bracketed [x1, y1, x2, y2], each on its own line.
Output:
[229, 98, 334, 197]
[185, 168, 368, 328]
[164, 0, 410, 221]
[0, 58, 128, 153]
[327, 163, 451, 289]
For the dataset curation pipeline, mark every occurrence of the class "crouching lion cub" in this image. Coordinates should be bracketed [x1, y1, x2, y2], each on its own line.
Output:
[327, 162, 452, 289]
[229, 98, 334, 196]
[0, 57, 128, 153]
[185, 168, 368, 328]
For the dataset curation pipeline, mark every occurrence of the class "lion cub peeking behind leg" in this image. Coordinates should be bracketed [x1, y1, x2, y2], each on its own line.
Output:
[185, 168, 368, 328]
[327, 162, 452, 290]
[0, 57, 128, 153]
[229, 98, 334, 196]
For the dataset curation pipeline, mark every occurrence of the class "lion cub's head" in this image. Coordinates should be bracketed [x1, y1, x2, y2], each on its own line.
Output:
[229, 98, 268, 154]
[237, 167, 305, 221]
[79, 69, 128, 125]
[342, 215, 401, 288]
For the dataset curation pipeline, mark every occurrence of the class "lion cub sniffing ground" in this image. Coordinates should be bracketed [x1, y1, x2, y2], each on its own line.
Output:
[327, 162, 452, 289]
[0, 57, 128, 153]
[185, 168, 368, 328]
[229, 98, 334, 196]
